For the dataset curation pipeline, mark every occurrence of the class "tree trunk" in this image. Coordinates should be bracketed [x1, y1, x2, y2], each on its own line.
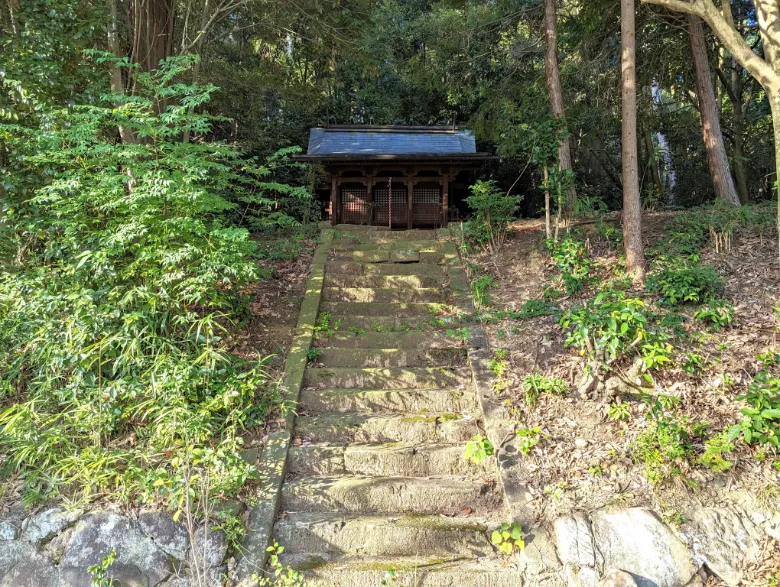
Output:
[544, 0, 577, 215]
[644, 129, 664, 196]
[770, 90, 780, 265]
[621, 0, 646, 280]
[106, 0, 136, 144]
[130, 0, 175, 73]
[688, 14, 741, 205]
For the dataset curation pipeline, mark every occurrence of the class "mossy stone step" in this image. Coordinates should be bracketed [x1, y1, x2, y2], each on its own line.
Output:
[324, 273, 443, 289]
[333, 228, 438, 241]
[299, 386, 476, 414]
[316, 330, 465, 349]
[332, 250, 443, 264]
[288, 443, 492, 477]
[273, 513, 493, 559]
[332, 239, 441, 252]
[304, 366, 471, 390]
[322, 287, 444, 303]
[316, 347, 466, 368]
[319, 301, 452, 318]
[281, 475, 501, 516]
[279, 555, 520, 586]
[325, 262, 446, 277]
[295, 412, 478, 443]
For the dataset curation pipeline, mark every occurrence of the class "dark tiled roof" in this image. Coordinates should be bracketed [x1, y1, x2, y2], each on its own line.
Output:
[307, 127, 477, 156]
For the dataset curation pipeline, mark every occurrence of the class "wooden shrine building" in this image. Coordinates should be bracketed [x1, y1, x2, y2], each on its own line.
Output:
[296, 125, 492, 228]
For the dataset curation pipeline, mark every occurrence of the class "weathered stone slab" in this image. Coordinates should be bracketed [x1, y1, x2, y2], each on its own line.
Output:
[21, 507, 82, 545]
[555, 513, 596, 567]
[591, 508, 696, 587]
[138, 511, 189, 561]
[0, 545, 59, 587]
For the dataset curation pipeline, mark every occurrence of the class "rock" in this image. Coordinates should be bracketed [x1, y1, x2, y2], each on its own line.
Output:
[574, 439, 588, 448]
[0, 521, 17, 541]
[22, 507, 82, 545]
[598, 570, 639, 587]
[191, 525, 228, 569]
[516, 526, 563, 578]
[591, 508, 696, 587]
[0, 546, 59, 587]
[138, 511, 189, 560]
[677, 508, 761, 586]
[59, 512, 171, 587]
[555, 513, 596, 567]
[0, 540, 28, 579]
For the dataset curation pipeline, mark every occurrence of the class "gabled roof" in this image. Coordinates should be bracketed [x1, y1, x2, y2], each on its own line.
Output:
[296, 125, 492, 162]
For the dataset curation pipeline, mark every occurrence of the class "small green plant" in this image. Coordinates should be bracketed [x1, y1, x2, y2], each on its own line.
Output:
[491, 522, 525, 554]
[472, 274, 495, 308]
[693, 299, 735, 330]
[698, 431, 734, 472]
[516, 426, 540, 454]
[489, 353, 510, 392]
[516, 299, 558, 319]
[445, 327, 471, 341]
[607, 401, 631, 422]
[380, 569, 398, 585]
[523, 373, 567, 405]
[257, 542, 305, 586]
[305, 347, 323, 362]
[464, 434, 495, 464]
[314, 312, 340, 336]
[88, 548, 117, 587]
[728, 369, 780, 449]
[646, 263, 724, 305]
[547, 236, 592, 294]
[464, 180, 522, 254]
[684, 353, 705, 375]
[632, 416, 693, 484]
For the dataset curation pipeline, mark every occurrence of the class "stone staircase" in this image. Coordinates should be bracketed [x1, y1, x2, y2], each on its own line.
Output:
[272, 227, 517, 586]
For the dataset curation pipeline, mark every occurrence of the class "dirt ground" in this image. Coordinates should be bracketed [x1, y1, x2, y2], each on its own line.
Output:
[467, 215, 780, 583]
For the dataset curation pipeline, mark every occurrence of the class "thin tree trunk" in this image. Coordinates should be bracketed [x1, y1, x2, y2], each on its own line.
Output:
[544, 165, 551, 239]
[771, 91, 780, 265]
[106, 0, 136, 144]
[621, 0, 645, 279]
[544, 0, 577, 216]
[644, 129, 663, 196]
[732, 75, 750, 202]
[688, 14, 741, 205]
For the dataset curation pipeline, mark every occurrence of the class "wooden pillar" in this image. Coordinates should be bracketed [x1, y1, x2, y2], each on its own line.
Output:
[441, 174, 450, 227]
[330, 175, 338, 226]
[367, 176, 375, 226]
[407, 179, 413, 230]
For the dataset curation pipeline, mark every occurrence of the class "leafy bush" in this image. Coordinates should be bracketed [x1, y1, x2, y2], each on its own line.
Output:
[0, 57, 290, 510]
[464, 180, 521, 254]
[693, 299, 735, 330]
[632, 416, 693, 484]
[729, 370, 780, 449]
[560, 292, 672, 368]
[547, 236, 592, 294]
[646, 262, 724, 305]
[523, 373, 567, 405]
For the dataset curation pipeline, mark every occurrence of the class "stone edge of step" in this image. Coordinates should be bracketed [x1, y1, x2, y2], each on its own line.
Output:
[234, 230, 334, 584]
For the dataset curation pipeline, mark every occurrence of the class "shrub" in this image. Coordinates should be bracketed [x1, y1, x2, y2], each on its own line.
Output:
[464, 180, 521, 254]
[0, 56, 288, 510]
[523, 373, 567, 405]
[646, 263, 725, 305]
[693, 299, 735, 330]
[632, 416, 693, 484]
[547, 236, 592, 294]
[729, 370, 780, 449]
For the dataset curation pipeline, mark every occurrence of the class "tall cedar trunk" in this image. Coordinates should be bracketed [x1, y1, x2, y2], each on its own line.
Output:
[688, 14, 741, 205]
[130, 0, 175, 73]
[721, 0, 750, 202]
[543, 0, 577, 215]
[106, 0, 136, 143]
[621, 0, 645, 279]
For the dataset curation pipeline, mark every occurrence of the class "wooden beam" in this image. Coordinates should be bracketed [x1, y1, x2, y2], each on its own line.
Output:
[331, 175, 338, 226]
[442, 175, 449, 227]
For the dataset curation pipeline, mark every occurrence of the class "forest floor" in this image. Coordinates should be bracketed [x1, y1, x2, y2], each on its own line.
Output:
[464, 210, 780, 584]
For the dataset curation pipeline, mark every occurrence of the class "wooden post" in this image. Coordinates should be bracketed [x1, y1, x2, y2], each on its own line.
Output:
[330, 175, 338, 226]
[367, 176, 375, 225]
[441, 174, 450, 227]
[407, 179, 413, 230]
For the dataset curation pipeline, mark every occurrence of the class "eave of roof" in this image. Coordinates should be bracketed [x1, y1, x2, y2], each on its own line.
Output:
[293, 153, 496, 163]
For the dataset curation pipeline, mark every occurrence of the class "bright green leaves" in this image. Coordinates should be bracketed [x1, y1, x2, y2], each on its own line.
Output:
[464, 434, 494, 464]
[491, 522, 525, 555]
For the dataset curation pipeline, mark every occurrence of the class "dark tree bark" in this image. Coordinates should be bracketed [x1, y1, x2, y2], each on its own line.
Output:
[544, 0, 577, 215]
[688, 14, 742, 205]
[621, 0, 646, 279]
[129, 0, 176, 74]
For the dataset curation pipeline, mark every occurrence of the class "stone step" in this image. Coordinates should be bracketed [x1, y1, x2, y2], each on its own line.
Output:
[333, 228, 439, 241]
[273, 513, 494, 559]
[318, 331, 464, 349]
[316, 347, 466, 368]
[304, 367, 471, 390]
[332, 250, 443, 264]
[332, 239, 441, 252]
[322, 287, 445, 303]
[288, 443, 491, 477]
[324, 273, 443, 289]
[280, 556, 518, 587]
[281, 476, 501, 516]
[325, 262, 446, 277]
[319, 301, 451, 318]
[321, 314, 459, 332]
[295, 413, 479, 444]
[299, 387, 476, 414]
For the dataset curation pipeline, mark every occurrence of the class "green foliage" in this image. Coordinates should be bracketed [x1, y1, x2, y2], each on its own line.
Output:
[491, 522, 525, 554]
[516, 426, 540, 454]
[256, 542, 305, 586]
[693, 299, 735, 330]
[88, 548, 117, 587]
[464, 180, 521, 254]
[607, 402, 632, 422]
[471, 273, 495, 308]
[523, 373, 567, 406]
[305, 347, 323, 362]
[560, 292, 672, 369]
[729, 370, 780, 449]
[0, 57, 288, 509]
[464, 434, 494, 464]
[314, 313, 341, 337]
[547, 236, 592, 294]
[646, 262, 725, 305]
[698, 432, 734, 472]
[632, 416, 694, 485]
[516, 299, 559, 319]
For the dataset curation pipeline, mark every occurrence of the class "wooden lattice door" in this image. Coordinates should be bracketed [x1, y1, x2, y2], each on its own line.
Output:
[373, 184, 408, 227]
[412, 183, 442, 228]
[340, 184, 371, 225]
